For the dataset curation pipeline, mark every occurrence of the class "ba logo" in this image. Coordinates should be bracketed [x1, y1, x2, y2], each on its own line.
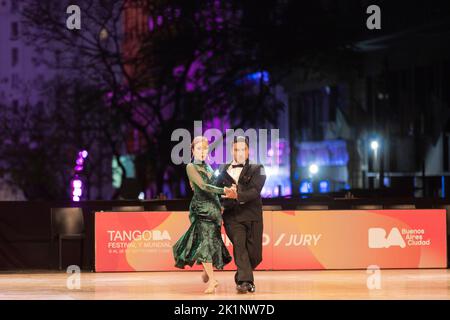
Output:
[368, 227, 406, 248]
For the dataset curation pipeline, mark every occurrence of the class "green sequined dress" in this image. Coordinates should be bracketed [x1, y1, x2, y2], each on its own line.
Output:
[173, 162, 232, 269]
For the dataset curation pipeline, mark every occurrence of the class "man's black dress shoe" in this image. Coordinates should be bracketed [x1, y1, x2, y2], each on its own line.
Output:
[236, 282, 256, 294]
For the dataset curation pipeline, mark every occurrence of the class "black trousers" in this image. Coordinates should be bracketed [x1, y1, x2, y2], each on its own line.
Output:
[224, 219, 263, 284]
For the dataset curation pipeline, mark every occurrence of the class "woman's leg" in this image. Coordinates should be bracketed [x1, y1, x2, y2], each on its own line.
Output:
[201, 269, 209, 283]
[202, 262, 218, 293]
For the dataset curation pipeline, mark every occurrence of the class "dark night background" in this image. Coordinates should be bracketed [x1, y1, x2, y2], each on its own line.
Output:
[1, 0, 450, 202]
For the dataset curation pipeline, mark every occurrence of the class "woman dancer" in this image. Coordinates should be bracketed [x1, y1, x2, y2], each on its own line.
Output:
[172, 136, 233, 293]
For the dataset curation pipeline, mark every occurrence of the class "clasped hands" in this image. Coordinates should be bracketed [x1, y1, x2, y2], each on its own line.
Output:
[222, 184, 237, 199]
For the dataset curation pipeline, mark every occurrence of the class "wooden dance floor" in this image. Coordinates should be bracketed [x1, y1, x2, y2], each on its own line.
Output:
[0, 269, 449, 300]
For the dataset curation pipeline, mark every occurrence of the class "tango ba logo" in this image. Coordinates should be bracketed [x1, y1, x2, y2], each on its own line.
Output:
[368, 227, 431, 249]
[107, 230, 172, 249]
[107, 230, 171, 241]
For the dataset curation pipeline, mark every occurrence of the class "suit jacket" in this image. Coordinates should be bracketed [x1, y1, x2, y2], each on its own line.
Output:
[216, 161, 266, 223]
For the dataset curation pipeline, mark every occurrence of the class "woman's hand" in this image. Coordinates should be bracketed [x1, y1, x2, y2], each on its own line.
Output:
[223, 185, 238, 199]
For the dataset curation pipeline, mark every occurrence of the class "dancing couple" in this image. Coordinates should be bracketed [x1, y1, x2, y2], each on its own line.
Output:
[172, 135, 266, 294]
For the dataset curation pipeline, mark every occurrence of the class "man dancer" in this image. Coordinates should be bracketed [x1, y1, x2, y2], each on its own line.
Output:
[218, 136, 266, 294]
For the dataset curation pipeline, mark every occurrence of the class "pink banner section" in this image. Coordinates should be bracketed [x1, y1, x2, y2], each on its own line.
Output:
[95, 210, 447, 272]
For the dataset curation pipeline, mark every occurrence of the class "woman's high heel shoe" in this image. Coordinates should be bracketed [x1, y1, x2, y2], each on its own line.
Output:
[204, 279, 219, 294]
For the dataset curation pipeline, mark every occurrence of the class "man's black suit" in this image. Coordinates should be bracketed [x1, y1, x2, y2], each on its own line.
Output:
[216, 160, 266, 284]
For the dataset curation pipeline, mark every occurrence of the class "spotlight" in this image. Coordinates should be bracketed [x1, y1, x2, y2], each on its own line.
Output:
[309, 164, 319, 175]
[370, 140, 379, 151]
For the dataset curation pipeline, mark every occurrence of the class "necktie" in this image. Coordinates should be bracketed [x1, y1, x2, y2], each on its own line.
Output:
[232, 164, 244, 168]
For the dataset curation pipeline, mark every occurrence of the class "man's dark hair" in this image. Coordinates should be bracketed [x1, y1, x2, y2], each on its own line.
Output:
[233, 136, 249, 147]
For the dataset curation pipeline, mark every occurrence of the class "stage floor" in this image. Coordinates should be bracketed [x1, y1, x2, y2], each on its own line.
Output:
[0, 269, 449, 300]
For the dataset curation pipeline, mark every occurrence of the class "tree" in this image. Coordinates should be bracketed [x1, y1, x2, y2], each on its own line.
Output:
[20, 0, 364, 198]
[0, 76, 127, 200]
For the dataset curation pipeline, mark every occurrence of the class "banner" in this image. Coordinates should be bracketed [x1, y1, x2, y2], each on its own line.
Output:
[95, 209, 447, 271]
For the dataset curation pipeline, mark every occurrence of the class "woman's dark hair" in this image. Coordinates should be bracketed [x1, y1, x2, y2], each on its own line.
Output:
[233, 136, 249, 147]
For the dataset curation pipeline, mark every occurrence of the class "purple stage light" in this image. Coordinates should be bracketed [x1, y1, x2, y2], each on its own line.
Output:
[72, 179, 82, 188]
[71, 150, 88, 202]
[148, 17, 154, 31]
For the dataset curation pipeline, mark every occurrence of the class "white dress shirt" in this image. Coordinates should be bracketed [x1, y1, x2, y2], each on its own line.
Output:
[227, 161, 244, 184]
